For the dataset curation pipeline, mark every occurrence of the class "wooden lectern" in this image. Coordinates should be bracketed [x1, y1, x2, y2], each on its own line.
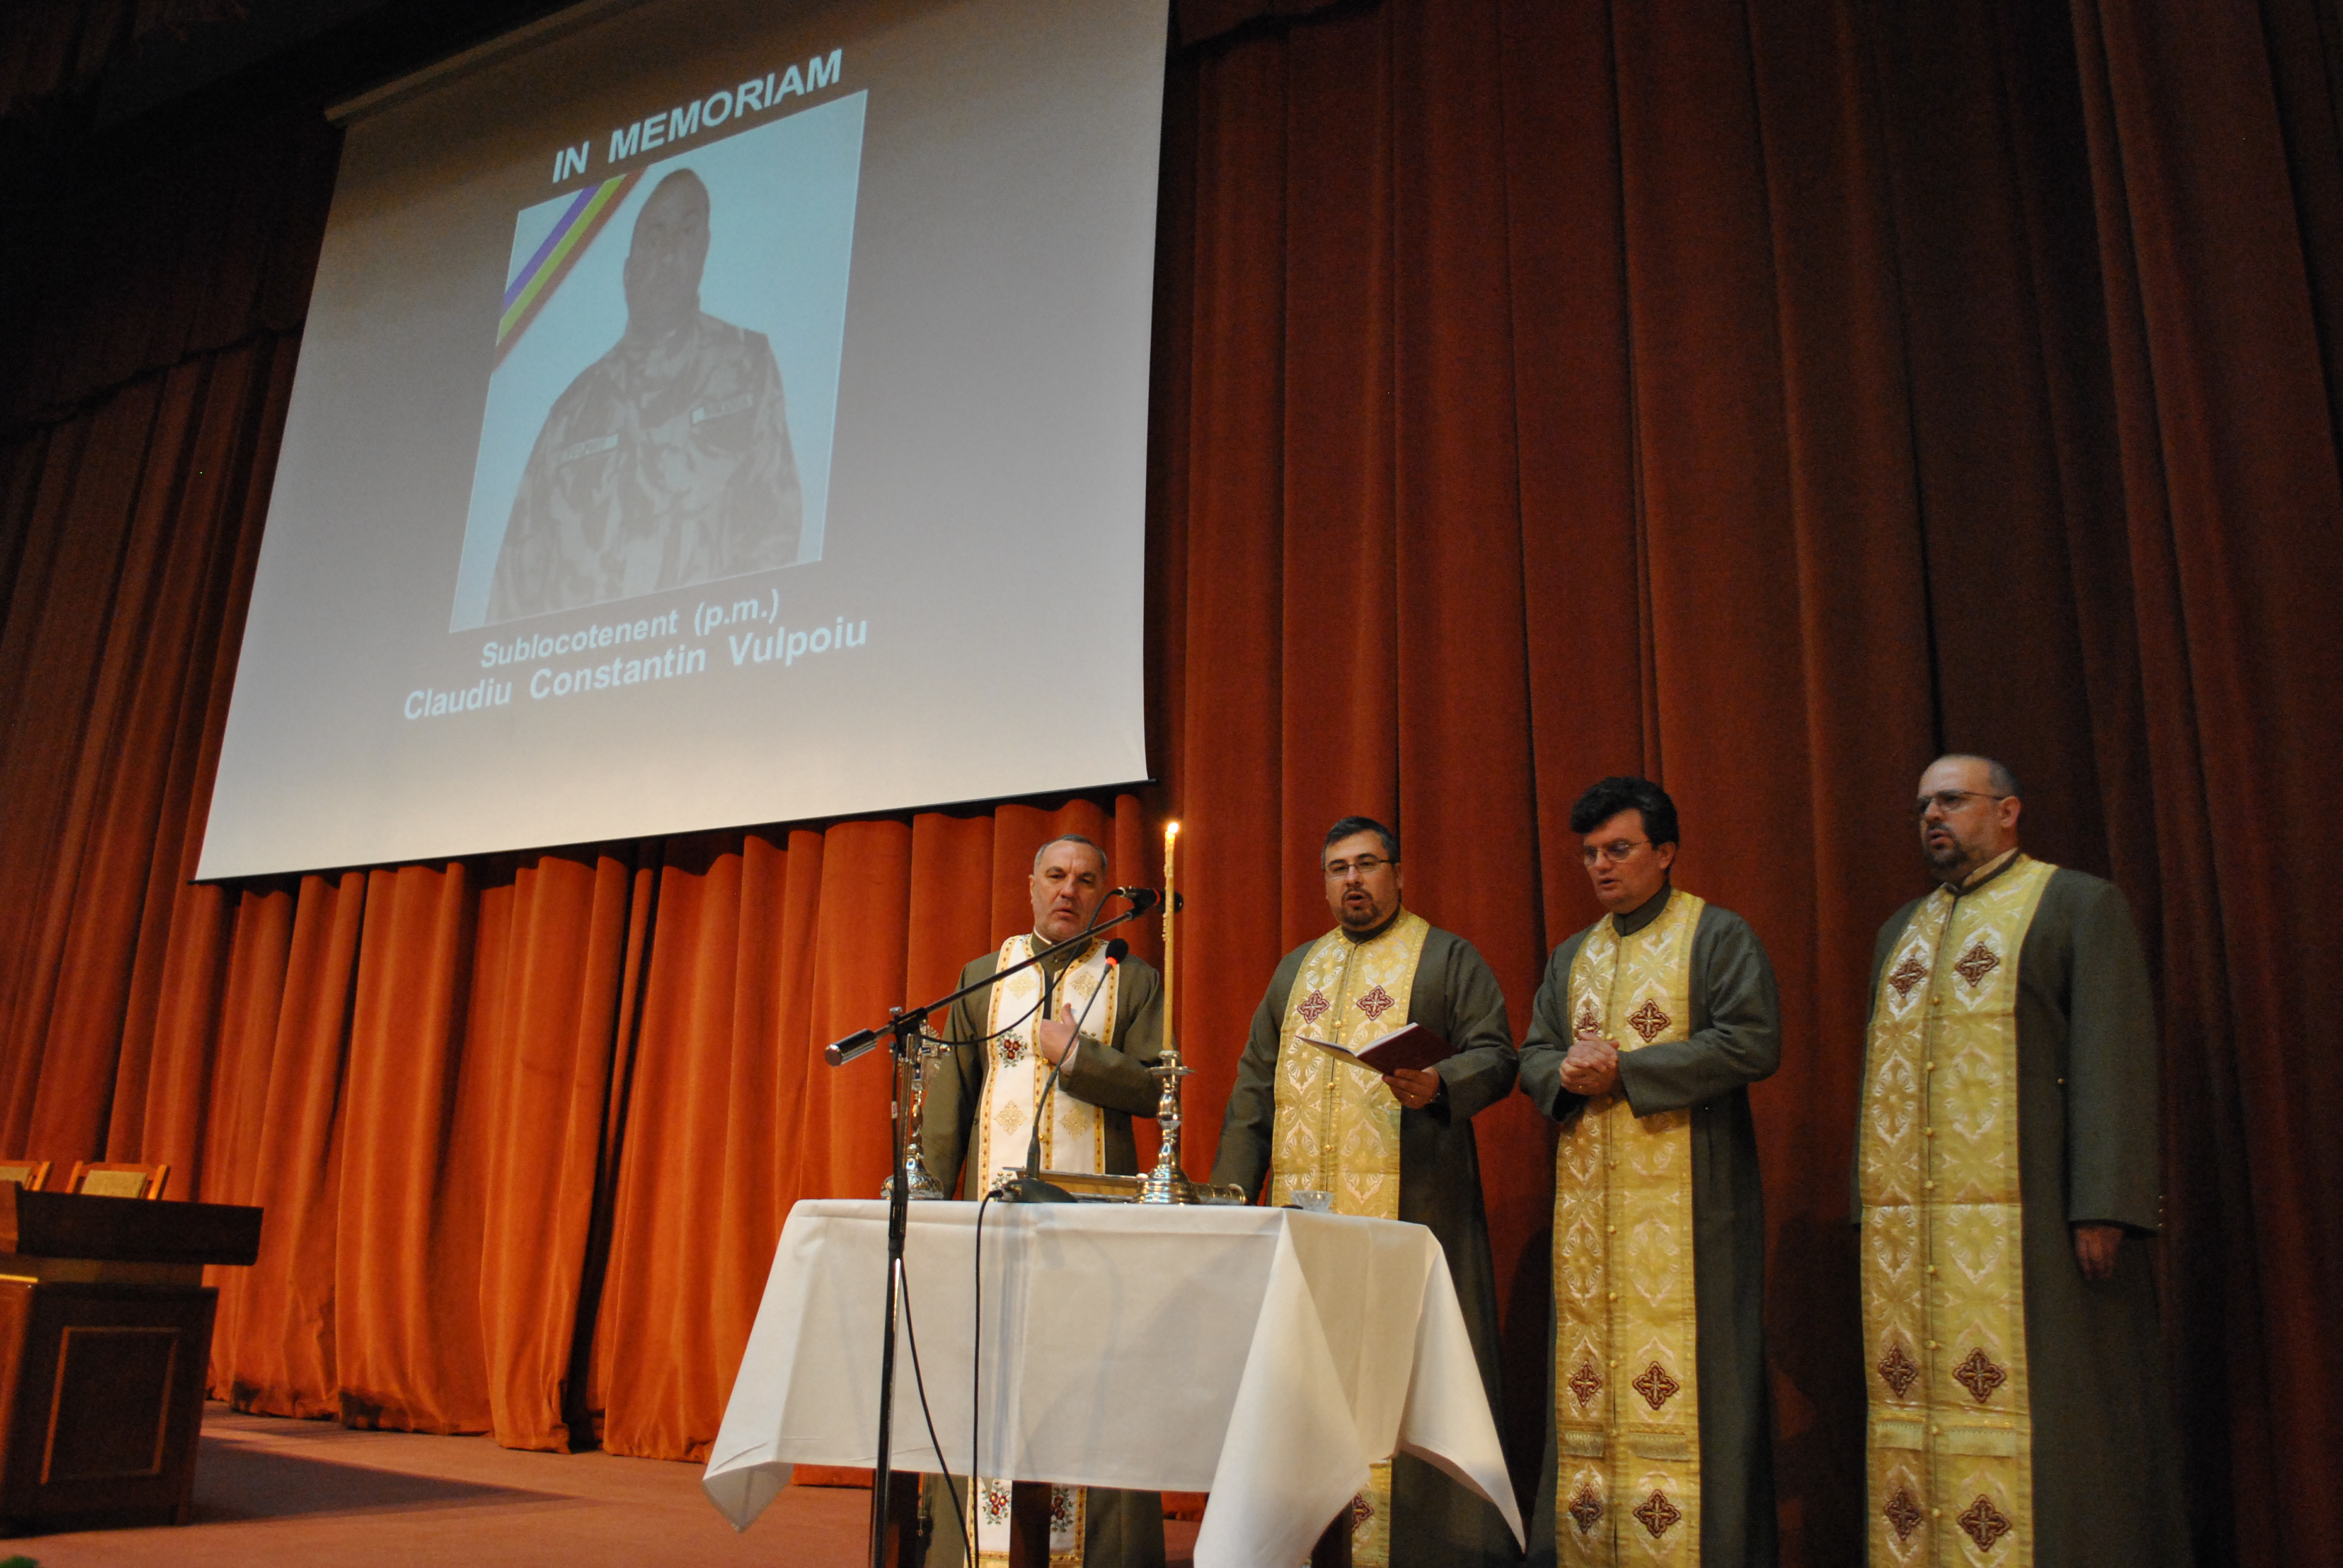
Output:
[0, 1184, 262, 1534]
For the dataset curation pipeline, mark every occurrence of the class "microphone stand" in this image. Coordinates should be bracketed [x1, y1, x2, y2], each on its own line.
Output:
[821, 897, 1153, 1069]
[822, 895, 1156, 1568]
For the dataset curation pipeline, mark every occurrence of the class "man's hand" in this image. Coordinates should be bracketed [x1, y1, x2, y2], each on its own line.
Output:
[1034, 1014, 1079, 1067]
[1559, 1034, 1621, 1097]
[1383, 1066, 1443, 1110]
[2072, 1223, 2124, 1281]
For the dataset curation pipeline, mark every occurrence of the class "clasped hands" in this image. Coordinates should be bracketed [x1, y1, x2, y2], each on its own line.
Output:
[1559, 1032, 1622, 1097]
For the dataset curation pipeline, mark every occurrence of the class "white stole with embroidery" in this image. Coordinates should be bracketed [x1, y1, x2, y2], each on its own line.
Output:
[971, 933, 1119, 1189]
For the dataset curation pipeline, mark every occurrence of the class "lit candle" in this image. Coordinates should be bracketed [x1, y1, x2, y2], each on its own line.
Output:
[1162, 821, 1181, 1053]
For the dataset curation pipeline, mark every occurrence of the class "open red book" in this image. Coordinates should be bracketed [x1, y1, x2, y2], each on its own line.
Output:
[1299, 1021, 1453, 1076]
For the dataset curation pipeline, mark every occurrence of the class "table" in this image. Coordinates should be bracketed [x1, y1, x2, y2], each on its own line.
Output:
[0, 1185, 264, 1533]
[703, 1199, 1525, 1568]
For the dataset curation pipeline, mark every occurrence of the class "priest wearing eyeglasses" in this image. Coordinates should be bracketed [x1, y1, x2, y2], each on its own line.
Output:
[1518, 776, 1781, 1568]
[1210, 815, 1521, 1568]
[1852, 755, 2185, 1568]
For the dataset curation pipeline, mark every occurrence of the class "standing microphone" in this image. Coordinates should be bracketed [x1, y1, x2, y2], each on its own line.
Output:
[1112, 887, 1160, 914]
[1008, 938, 1127, 1203]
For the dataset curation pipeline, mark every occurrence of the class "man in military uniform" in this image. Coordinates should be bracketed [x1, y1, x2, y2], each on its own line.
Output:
[490, 168, 802, 621]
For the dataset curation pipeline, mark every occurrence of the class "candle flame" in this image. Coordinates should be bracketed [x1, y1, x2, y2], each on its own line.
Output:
[1165, 821, 1181, 841]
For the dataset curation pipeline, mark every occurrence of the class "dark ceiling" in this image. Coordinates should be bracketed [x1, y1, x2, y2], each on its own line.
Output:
[2, 0, 594, 204]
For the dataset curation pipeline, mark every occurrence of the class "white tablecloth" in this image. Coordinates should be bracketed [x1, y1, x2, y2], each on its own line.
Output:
[703, 1198, 1524, 1568]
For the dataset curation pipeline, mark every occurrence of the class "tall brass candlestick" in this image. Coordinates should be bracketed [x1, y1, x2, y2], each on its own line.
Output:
[1161, 820, 1179, 1050]
[1139, 821, 1242, 1205]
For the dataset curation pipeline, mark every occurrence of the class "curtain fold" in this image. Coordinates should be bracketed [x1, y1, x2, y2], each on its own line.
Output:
[2070, 7, 2343, 1562]
[332, 861, 492, 1433]
[1738, 6, 1942, 1556]
[591, 826, 827, 1460]
[472, 845, 655, 1450]
[203, 869, 364, 1419]
[3, 3, 2339, 1564]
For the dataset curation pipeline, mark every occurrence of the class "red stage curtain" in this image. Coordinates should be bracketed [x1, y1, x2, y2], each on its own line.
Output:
[4, 4, 2340, 1565]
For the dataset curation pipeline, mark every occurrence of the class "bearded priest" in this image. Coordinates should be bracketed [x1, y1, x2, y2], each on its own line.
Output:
[1210, 815, 1521, 1568]
[1519, 776, 1781, 1568]
[1854, 755, 2186, 1567]
[917, 832, 1167, 1568]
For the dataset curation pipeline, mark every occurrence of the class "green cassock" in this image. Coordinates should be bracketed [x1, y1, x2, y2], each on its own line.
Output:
[916, 938, 1168, 1568]
[1518, 886, 1781, 1568]
[1859, 861, 2188, 1568]
[1210, 921, 1521, 1568]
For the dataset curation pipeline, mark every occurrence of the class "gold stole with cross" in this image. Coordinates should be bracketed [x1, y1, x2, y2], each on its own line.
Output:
[967, 933, 1120, 1568]
[1268, 908, 1432, 1568]
[1550, 888, 1705, 1567]
[1859, 854, 2054, 1568]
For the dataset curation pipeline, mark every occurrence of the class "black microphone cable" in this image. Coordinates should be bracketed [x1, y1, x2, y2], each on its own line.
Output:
[934, 994, 1044, 1050]
[932, 886, 1145, 1050]
[966, 927, 1123, 1549]
[970, 1185, 995, 1551]
[949, 884, 1149, 1051]
[895, 1253, 971, 1563]
[960, 932, 1062, 1560]
[1021, 938, 1125, 1178]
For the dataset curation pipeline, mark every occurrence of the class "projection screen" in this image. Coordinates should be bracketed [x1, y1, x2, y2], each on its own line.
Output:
[197, 0, 1165, 880]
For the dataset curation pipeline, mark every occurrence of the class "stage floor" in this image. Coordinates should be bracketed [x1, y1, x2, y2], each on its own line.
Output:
[5, 1406, 1203, 1566]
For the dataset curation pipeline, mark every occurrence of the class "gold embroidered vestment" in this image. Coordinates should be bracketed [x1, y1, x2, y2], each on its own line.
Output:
[1550, 888, 1706, 1567]
[1860, 854, 2056, 1567]
[1269, 909, 1432, 1567]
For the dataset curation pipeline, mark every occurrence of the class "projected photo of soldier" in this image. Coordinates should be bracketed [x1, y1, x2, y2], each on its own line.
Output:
[488, 169, 803, 621]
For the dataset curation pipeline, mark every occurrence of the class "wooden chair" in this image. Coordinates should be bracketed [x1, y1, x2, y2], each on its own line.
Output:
[0, 1159, 49, 1192]
[63, 1161, 168, 1200]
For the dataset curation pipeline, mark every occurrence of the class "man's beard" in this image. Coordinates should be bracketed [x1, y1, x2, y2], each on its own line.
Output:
[1923, 837, 1970, 876]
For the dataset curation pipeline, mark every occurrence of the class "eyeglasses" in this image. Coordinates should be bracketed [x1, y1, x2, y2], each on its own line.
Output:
[1580, 838, 1649, 866]
[1910, 790, 2011, 820]
[1323, 855, 1395, 880]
